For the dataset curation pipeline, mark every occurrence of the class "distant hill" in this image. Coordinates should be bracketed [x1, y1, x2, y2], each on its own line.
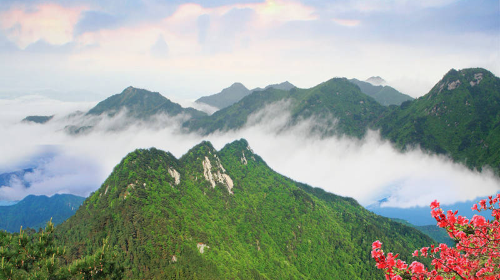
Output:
[87, 86, 206, 119]
[349, 78, 413, 106]
[390, 218, 453, 247]
[196, 83, 251, 110]
[196, 81, 296, 110]
[22, 115, 53, 124]
[56, 139, 433, 279]
[0, 194, 85, 232]
[187, 78, 385, 137]
[377, 68, 500, 171]
[366, 76, 386, 86]
[252, 81, 296, 92]
[62, 86, 207, 134]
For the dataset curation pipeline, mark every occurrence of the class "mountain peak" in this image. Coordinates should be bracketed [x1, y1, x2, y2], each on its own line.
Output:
[431, 67, 495, 95]
[366, 76, 387, 86]
[229, 82, 246, 89]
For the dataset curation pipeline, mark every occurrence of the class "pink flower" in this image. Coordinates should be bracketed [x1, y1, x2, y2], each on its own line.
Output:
[409, 261, 425, 274]
[372, 240, 382, 250]
[471, 215, 486, 227]
[430, 200, 440, 209]
[472, 203, 478, 211]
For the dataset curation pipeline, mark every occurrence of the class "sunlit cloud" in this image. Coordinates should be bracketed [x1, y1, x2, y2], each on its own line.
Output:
[332, 18, 360, 27]
[0, 4, 88, 49]
[0, 0, 497, 101]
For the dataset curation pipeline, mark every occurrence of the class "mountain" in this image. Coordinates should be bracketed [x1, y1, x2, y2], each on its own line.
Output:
[252, 81, 296, 92]
[365, 76, 386, 86]
[390, 218, 453, 247]
[196, 83, 251, 110]
[349, 78, 413, 106]
[377, 68, 500, 171]
[87, 86, 206, 119]
[22, 115, 54, 124]
[56, 139, 433, 279]
[196, 81, 296, 110]
[0, 194, 85, 232]
[187, 78, 385, 137]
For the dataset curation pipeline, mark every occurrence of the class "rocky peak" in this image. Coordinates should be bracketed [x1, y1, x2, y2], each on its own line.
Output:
[431, 68, 493, 95]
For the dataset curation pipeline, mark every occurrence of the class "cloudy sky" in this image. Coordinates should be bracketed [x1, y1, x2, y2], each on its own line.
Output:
[0, 0, 498, 100]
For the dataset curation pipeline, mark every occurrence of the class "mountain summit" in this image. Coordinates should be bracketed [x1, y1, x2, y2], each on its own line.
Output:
[56, 139, 432, 279]
[378, 67, 500, 170]
[365, 76, 386, 86]
[196, 82, 251, 110]
[87, 86, 206, 119]
[196, 81, 296, 110]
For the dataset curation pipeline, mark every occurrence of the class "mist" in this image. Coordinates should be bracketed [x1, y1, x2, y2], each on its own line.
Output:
[0, 96, 498, 208]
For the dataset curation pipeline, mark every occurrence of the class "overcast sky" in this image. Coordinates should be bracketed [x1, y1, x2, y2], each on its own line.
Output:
[0, 0, 499, 100]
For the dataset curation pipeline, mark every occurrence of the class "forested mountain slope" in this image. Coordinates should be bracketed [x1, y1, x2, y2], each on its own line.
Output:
[56, 139, 433, 279]
[187, 78, 385, 137]
[87, 86, 206, 119]
[377, 68, 500, 171]
[0, 194, 85, 232]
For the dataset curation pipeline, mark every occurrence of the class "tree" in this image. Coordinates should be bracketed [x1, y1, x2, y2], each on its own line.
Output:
[371, 194, 500, 279]
[0, 220, 123, 279]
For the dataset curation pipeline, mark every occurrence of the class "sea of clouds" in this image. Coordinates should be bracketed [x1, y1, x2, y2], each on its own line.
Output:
[0, 96, 498, 208]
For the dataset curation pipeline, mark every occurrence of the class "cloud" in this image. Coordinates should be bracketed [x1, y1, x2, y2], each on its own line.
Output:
[0, 3, 87, 49]
[0, 0, 497, 100]
[0, 97, 498, 208]
[0, 148, 103, 200]
[332, 18, 360, 27]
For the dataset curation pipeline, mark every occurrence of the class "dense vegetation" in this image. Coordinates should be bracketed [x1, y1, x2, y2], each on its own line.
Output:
[187, 78, 386, 137]
[0, 220, 123, 279]
[55, 139, 433, 279]
[348, 79, 413, 106]
[391, 218, 453, 247]
[0, 194, 85, 233]
[189, 68, 500, 172]
[377, 68, 500, 171]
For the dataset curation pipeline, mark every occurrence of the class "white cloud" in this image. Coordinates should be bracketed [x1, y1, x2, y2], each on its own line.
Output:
[0, 4, 87, 49]
[0, 97, 498, 207]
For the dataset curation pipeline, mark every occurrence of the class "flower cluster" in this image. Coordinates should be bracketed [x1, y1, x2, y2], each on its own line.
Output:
[372, 194, 500, 279]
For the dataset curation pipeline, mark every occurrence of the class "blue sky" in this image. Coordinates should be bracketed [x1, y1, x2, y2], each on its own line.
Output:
[0, 0, 498, 100]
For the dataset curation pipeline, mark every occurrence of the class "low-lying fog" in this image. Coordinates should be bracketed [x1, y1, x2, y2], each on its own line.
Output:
[1, 96, 499, 208]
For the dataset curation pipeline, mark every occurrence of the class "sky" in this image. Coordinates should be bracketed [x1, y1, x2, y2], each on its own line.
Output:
[0, 0, 498, 101]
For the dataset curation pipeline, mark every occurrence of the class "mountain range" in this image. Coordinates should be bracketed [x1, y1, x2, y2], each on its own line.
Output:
[195, 81, 296, 110]
[22, 67, 500, 173]
[55, 139, 433, 279]
[0, 194, 85, 232]
[5, 67, 499, 278]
